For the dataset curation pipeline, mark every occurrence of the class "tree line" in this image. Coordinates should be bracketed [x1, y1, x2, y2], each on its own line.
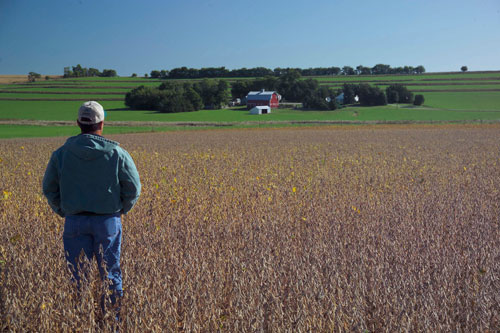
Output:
[63, 64, 117, 78]
[149, 64, 426, 79]
[61, 64, 425, 79]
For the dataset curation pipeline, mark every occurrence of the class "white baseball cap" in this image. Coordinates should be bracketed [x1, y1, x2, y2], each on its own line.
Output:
[78, 101, 105, 124]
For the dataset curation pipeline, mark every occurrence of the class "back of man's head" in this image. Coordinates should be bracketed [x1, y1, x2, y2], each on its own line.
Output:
[77, 101, 105, 134]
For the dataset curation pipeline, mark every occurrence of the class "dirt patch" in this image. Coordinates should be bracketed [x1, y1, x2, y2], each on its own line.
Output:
[0, 75, 28, 84]
[410, 89, 500, 92]
[2, 119, 500, 128]
[0, 97, 123, 101]
[320, 79, 500, 85]
[424, 77, 500, 81]
[0, 90, 125, 95]
[12, 84, 131, 89]
[375, 82, 500, 87]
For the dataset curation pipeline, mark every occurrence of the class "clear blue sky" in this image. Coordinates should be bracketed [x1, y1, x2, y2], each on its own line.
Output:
[1, 0, 499, 75]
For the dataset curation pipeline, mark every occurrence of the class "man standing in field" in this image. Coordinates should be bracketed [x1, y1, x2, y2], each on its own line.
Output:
[42, 101, 141, 317]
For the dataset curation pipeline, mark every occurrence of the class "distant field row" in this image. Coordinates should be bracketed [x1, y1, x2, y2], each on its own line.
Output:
[320, 81, 500, 86]
[19, 70, 499, 82]
[0, 91, 126, 95]
[311, 72, 500, 81]
[4, 71, 500, 86]
[1, 72, 499, 138]
[0, 85, 133, 90]
[2, 85, 500, 100]
[68, 72, 500, 84]
[1, 91, 499, 122]
[0, 85, 131, 93]
[0, 81, 161, 89]
[0, 124, 203, 139]
[318, 84, 500, 91]
[5, 81, 500, 91]
[0, 73, 497, 96]
[0, 96, 122, 101]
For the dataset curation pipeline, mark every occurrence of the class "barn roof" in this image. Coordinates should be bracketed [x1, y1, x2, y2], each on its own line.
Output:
[247, 91, 276, 101]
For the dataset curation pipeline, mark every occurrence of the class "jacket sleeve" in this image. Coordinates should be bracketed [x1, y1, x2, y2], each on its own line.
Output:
[42, 152, 65, 217]
[119, 150, 141, 214]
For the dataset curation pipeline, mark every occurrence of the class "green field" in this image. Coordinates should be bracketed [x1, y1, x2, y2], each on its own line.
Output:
[419, 92, 500, 110]
[0, 86, 131, 92]
[0, 93, 123, 100]
[2, 98, 500, 122]
[0, 125, 182, 138]
[312, 72, 500, 82]
[1, 71, 500, 138]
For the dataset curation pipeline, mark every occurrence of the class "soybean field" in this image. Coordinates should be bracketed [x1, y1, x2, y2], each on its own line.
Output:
[1, 125, 499, 331]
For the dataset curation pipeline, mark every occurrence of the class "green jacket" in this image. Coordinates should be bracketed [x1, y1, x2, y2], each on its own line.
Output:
[43, 134, 141, 217]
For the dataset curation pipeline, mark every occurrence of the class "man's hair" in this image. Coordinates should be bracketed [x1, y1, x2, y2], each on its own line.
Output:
[78, 119, 103, 133]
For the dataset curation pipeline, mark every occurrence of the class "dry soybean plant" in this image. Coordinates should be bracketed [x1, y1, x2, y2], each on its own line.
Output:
[1, 125, 499, 332]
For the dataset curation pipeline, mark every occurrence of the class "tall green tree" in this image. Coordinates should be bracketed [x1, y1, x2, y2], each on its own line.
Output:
[101, 69, 117, 77]
[342, 84, 357, 104]
[88, 68, 101, 77]
[357, 84, 387, 106]
[356, 65, 371, 75]
[342, 66, 355, 75]
[183, 84, 203, 110]
[415, 65, 426, 74]
[414, 94, 425, 106]
[160, 70, 169, 79]
[371, 64, 391, 75]
[150, 70, 161, 78]
[231, 81, 250, 99]
[386, 84, 413, 104]
[28, 72, 41, 82]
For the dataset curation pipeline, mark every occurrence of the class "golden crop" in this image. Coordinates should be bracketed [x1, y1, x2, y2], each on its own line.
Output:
[1, 125, 499, 332]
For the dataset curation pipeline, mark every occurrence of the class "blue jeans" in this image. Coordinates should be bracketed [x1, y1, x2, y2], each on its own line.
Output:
[63, 213, 123, 303]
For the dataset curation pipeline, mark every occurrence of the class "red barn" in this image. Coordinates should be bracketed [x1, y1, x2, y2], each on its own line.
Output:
[246, 90, 280, 109]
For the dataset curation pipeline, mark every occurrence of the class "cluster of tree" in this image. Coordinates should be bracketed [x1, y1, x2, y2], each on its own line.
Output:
[302, 86, 341, 110]
[342, 83, 425, 107]
[149, 70, 170, 79]
[147, 64, 426, 80]
[386, 84, 425, 106]
[344, 84, 387, 106]
[359, 85, 387, 106]
[150, 67, 276, 79]
[299, 64, 425, 76]
[125, 80, 230, 113]
[63, 65, 117, 78]
[369, 64, 425, 75]
[231, 70, 340, 110]
[386, 84, 414, 104]
[27, 72, 41, 82]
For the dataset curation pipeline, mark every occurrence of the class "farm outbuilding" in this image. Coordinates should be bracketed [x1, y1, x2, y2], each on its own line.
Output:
[246, 90, 280, 109]
[335, 93, 344, 104]
[249, 106, 271, 115]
